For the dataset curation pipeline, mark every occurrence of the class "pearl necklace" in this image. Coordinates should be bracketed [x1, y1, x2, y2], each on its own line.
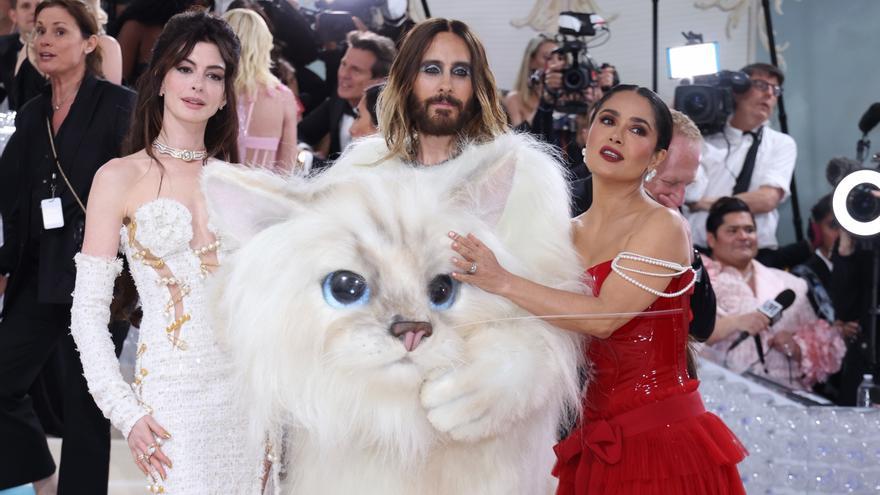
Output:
[610, 251, 697, 298]
[152, 141, 208, 162]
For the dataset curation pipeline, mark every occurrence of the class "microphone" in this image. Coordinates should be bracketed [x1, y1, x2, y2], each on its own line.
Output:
[756, 288, 795, 324]
[727, 289, 797, 370]
[858, 103, 880, 135]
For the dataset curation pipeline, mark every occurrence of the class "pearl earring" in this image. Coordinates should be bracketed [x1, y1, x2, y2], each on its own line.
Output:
[645, 169, 657, 182]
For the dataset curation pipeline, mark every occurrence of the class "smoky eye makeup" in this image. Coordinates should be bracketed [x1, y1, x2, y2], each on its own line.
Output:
[420, 62, 442, 74]
[451, 64, 472, 77]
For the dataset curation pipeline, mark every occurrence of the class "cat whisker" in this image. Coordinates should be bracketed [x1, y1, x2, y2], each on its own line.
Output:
[448, 309, 684, 329]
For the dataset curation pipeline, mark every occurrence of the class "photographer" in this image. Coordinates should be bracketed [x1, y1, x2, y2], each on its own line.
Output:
[502, 34, 557, 128]
[684, 63, 807, 269]
[529, 54, 604, 180]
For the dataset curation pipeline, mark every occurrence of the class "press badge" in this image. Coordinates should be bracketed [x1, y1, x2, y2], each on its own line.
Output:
[41, 197, 65, 229]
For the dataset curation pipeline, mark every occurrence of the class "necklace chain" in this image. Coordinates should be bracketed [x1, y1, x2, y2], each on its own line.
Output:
[152, 141, 208, 162]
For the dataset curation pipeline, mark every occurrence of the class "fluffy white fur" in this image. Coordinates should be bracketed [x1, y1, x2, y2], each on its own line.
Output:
[203, 133, 585, 495]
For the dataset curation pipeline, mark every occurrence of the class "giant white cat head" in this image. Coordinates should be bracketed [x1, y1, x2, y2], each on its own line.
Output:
[202, 154, 529, 452]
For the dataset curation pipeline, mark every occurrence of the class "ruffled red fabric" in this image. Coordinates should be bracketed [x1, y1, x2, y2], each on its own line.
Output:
[554, 410, 747, 495]
[554, 260, 747, 495]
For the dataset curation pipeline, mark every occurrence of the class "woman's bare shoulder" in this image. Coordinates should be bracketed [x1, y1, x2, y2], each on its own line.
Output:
[95, 151, 152, 187]
[503, 90, 521, 108]
[628, 204, 690, 262]
[98, 34, 120, 50]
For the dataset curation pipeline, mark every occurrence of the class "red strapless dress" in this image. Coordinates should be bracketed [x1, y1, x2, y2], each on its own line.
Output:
[553, 260, 747, 495]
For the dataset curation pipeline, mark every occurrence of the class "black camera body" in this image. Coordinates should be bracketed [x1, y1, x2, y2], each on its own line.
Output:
[302, 0, 407, 44]
[546, 12, 604, 115]
[557, 40, 593, 93]
[826, 156, 880, 232]
[673, 70, 750, 135]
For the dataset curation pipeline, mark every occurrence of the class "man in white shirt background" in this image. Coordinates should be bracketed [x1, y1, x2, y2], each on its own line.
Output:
[684, 63, 808, 269]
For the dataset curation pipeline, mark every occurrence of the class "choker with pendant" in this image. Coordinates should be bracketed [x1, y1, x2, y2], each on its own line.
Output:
[152, 141, 208, 162]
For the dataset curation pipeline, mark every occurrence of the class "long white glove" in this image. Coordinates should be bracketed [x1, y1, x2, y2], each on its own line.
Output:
[71, 253, 146, 437]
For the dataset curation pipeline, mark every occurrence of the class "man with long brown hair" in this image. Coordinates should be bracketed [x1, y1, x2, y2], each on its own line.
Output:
[325, 18, 580, 478]
[375, 18, 508, 164]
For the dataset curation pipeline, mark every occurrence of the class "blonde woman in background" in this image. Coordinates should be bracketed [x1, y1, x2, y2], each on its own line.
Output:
[223, 8, 298, 172]
[82, 0, 122, 83]
[502, 34, 556, 128]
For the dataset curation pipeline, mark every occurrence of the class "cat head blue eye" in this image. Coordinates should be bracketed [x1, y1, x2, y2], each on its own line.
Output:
[428, 274, 459, 311]
[322, 270, 371, 309]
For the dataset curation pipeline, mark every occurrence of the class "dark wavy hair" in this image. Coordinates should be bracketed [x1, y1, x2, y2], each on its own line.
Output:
[35, 0, 103, 78]
[125, 10, 241, 163]
[589, 84, 673, 152]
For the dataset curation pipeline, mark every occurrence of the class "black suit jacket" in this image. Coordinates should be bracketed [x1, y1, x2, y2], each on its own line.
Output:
[0, 74, 135, 307]
[0, 34, 21, 107]
[297, 96, 353, 160]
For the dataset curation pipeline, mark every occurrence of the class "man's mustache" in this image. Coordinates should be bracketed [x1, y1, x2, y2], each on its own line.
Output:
[425, 94, 464, 110]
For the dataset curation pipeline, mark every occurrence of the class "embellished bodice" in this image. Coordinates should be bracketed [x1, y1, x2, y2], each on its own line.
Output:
[120, 198, 224, 354]
[583, 260, 697, 420]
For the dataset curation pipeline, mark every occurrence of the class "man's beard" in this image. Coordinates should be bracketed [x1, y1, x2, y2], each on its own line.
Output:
[409, 93, 474, 136]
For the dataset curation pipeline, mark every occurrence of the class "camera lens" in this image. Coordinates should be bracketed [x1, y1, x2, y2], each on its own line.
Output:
[684, 93, 708, 116]
[564, 68, 587, 91]
[847, 184, 880, 223]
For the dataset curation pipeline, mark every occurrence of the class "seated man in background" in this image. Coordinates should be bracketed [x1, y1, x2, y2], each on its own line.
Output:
[699, 197, 846, 390]
[298, 29, 395, 161]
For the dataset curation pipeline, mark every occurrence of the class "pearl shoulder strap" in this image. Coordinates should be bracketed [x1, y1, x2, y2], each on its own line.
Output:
[610, 251, 696, 298]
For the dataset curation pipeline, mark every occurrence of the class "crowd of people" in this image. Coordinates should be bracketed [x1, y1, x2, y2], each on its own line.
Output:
[0, 1, 875, 494]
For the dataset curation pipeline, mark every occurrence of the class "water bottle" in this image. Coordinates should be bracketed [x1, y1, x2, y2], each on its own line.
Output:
[856, 374, 879, 407]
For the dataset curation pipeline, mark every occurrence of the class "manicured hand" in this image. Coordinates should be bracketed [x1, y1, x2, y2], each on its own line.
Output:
[128, 415, 172, 481]
[448, 231, 512, 296]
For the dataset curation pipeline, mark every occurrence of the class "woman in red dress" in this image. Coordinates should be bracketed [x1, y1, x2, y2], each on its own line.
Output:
[449, 85, 747, 494]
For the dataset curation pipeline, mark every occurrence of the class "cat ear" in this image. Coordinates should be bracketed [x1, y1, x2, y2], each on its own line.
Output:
[202, 162, 299, 245]
[450, 149, 517, 227]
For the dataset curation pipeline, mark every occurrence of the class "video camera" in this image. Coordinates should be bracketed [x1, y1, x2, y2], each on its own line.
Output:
[673, 70, 751, 135]
[300, 0, 408, 45]
[541, 12, 607, 115]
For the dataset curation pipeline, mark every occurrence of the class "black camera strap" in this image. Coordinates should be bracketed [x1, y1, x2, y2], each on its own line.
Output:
[732, 126, 764, 195]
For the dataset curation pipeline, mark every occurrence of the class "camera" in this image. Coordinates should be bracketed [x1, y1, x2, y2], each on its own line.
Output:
[673, 70, 750, 135]
[827, 157, 880, 227]
[301, 0, 408, 44]
[543, 11, 606, 115]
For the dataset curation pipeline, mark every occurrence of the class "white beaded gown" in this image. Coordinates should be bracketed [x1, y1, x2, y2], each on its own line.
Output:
[74, 195, 267, 494]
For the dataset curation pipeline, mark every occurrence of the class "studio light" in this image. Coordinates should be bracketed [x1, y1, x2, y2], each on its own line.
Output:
[667, 42, 720, 79]
[832, 169, 880, 236]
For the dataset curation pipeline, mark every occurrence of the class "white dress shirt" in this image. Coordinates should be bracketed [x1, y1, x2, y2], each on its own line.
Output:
[684, 119, 797, 249]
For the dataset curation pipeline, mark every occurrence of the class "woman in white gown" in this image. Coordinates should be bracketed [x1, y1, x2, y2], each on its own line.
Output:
[69, 11, 268, 493]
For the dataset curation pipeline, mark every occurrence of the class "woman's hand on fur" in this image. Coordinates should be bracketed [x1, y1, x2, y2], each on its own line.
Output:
[128, 415, 172, 480]
[448, 231, 512, 295]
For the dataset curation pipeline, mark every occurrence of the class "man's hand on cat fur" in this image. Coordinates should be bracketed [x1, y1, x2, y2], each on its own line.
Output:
[449, 231, 512, 295]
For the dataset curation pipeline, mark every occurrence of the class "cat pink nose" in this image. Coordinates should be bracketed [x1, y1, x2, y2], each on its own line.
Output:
[389, 321, 433, 352]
